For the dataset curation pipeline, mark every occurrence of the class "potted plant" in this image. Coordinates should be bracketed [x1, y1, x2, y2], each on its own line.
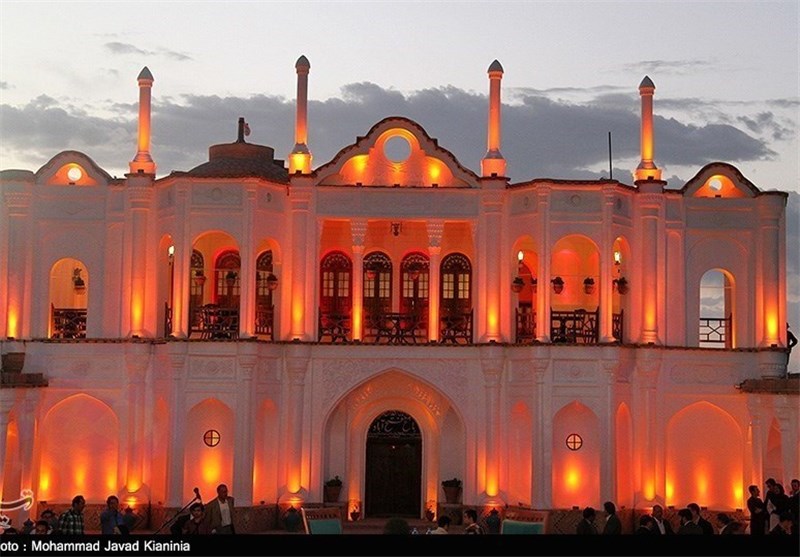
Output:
[72, 268, 86, 291]
[583, 277, 595, 294]
[551, 276, 564, 295]
[225, 270, 238, 286]
[615, 277, 629, 295]
[193, 269, 206, 286]
[511, 276, 525, 293]
[324, 475, 343, 503]
[441, 477, 462, 504]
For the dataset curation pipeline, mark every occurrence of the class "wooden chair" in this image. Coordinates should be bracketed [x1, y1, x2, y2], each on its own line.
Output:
[300, 507, 343, 535]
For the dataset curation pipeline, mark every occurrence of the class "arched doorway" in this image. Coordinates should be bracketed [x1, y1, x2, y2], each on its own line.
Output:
[365, 410, 422, 518]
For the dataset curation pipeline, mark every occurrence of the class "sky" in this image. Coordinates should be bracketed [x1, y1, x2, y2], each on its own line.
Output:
[0, 0, 798, 354]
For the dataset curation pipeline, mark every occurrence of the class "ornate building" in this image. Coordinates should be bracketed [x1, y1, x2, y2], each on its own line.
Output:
[0, 56, 796, 531]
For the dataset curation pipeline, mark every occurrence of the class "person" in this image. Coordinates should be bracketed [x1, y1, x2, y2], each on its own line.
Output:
[650, 504, 674, 535]
[676, 508, 702, 535]
[100, 495, 128, 535]
[768, 483, 790, 531]
[747, 484, 768, 535]
[789, 479, 799, 535]
[182, 503, 211, 535]
[58, 495, 86, 535]
[687, 503, 714, 535]
[462, 508, 485, 534]
[787, 323, 798, 360]
[717, 513, 739, 535]
[382, 517, 411, 535]
[602, 501, 622, 535]
[40, 509, 59, 534]
[32, 520, 51, 535]
[205, 483, 235, 534]
[769, 512, 793, 535]
[576, 507, 598, 535]
[635, 514, 656, 535]
[429, 515, 450, 534]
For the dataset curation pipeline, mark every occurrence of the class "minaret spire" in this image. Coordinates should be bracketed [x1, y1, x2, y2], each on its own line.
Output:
[634, 75, 661, 182]
[289, 55, 312, 174]
[481, 60, 507, 178]
[129, 66, 156, 175]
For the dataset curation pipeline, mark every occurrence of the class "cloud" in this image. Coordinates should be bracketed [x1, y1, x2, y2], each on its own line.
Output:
[623, 59, 714, 75]
[105, 42, 147, 56]
[104, 42, 192, 61]
[737, 112, 794, 141]
[0, 83, 779, 184]
[0, 81, 9, 90]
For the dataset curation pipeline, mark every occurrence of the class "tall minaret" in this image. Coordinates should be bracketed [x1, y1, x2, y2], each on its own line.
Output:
[481, 60, 507, 178]
[634, 76, 661, 181]
[289, 55, 312, 174]
[129, 67, 156, 175]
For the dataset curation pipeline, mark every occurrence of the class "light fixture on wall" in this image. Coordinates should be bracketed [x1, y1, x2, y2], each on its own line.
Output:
[551, 276, 564, 294]
[391, 222, 402, 237]
[72, 267, 86, 292]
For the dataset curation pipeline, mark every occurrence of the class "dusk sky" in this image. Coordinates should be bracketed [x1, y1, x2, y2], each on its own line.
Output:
[1, 0, 798, 348]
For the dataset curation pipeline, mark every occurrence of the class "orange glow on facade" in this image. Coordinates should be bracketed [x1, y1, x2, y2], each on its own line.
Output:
[666, 481, 675, 502]
[766, 313, 779, 343]
[486, 307, 499, 337]
[695, 470, 709, 502]
[7, 307, 19, 338]
[289, 153, 312, 175]
[39, 473, 50, 495]
[644, 481, 655, 501]
[201, 455, 222, 484]
[485, 473, 498, 497]
[565, 467, 580, 490]
[733, 485, 743, 503]
[352, 306, 362, 341]
[131, 294, 144, 333]
[287, 473, 301, 494]
[292, 298, 304, 337]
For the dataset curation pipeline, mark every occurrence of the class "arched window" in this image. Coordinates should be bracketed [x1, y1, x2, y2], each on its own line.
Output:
[189, 250, 206, 333]
[320, 251, 352, 316]
[215, 251, 241, 308]
[400, 252, 429, 315]
[440, 253, 472, 315]
[255, 250, 275, 339]
[699, 269, 734, 348]
[363, 252, 392, 319]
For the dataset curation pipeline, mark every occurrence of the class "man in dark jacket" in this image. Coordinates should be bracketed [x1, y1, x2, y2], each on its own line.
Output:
[576, 507, 598, 535]
[688, 503, 714, 534]
[747, 484, 768, 535]
[602, 501, 622, 535]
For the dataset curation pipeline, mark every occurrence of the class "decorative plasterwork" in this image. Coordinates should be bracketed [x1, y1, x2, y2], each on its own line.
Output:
[189, 357, 236, 379]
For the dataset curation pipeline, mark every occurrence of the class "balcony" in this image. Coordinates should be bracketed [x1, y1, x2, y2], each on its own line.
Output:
[51, 305, 87, 339]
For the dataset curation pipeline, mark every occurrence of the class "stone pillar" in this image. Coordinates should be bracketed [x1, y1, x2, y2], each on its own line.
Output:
[289, 183, 313, 340]
[775, 397, 799, 481]
[289, 56, 313, 175]
[600, 185, 616, 342]
[166, 343, 188, 506]
[123, 342, 150, 499]
[479, 190, 504, 341]
[233, 344, 258, 505]
[634, 77, 661, 182]
[172, 184, 190, 338]
[531, 348, 550, 508]
[636, 186, 665, 345]
[0, 389, 16, 501]
[746, 396, 764, 486]
[427, 221, 444, 342]
[481, 60, 507, 178]
[758, 197, 784, 347]
[600, 347, 619, 503]
[124, 181, 154, 337]
[634, 348, 661, 504]
[536, 186, 552, 342]
[285, 342, 311, 494]
[3, 191, 32, 338]
[239, 187, 257, 338]
[129, 67, 156, 175]
[16, 393, 36, 524]
[351, 219, 366, 341]
[480, 343, 505, 499]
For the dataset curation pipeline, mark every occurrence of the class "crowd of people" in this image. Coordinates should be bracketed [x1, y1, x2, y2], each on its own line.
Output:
[2, 477, 797, 536]
[576, 477, 799, 536]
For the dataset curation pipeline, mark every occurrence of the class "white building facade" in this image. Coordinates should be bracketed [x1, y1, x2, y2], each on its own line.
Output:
[0, 58, 796, 530]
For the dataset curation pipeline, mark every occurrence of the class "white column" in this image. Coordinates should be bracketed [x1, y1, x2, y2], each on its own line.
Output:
[124, 343, 150, 496]
[166, 344, 188, 506]
[481, 60, 507, 177]
[536, 186, 551, 342]
[480, 343, 505, 500]
[531, 353, 549, 508]
[351, 219, 367, 341]
[124, 181, 153, 337]
[636, 188, 663, 344]
[3, 192, 32, 338]
[600, 186, 616, 342]
[239, 187, 257, 338]
[284, 343, 311, 495]
[427, 220, 444, 342]
[130, 67, 156, 175]
[634, 77, 661, 182]
[234, 344, 258, 504]
[289, 183, 312, 340]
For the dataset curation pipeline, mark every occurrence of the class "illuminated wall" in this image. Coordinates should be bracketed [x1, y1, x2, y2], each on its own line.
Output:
[552, 401, 600, 508]
[665, 402, 743, 509]
[183, 399, 234, 500]
[615, 403, 634, 508]
[508, 401, 533, 506]
[38, 394, 119, 502]
[149, 398, 169, 503]
[764, 419, 785, 483]
[253, 399, 279, 504]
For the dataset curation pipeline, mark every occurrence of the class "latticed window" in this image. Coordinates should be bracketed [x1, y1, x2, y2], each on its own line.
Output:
[400, 252, 429, 314]
[215, 250, 241, 306]
[441, 253, 471, 311]
[256, 251, 274, 301]
[320, 251, 352, 315]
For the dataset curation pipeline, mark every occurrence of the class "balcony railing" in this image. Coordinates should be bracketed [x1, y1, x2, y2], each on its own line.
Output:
[515, 308, 536, 343]
[363, 311, 428, 345]
[51, 305, 87, 339]
[256, 305, 274, 340]
[612, 310, 624, 342]
[439, 310, 473, 345]
[319, 312, 351, 343]
[700, 315, 732, 348]
[190, 305, 239, 339]
[551, 309, 599, 344]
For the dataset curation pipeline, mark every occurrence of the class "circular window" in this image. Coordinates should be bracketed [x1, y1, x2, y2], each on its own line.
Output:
[203, 429, 221, 447]
[383, 136, 411, 163]
[67, 166, 83, 182]
[566, 433, 583, 451]
[708, 178, 723, 191]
